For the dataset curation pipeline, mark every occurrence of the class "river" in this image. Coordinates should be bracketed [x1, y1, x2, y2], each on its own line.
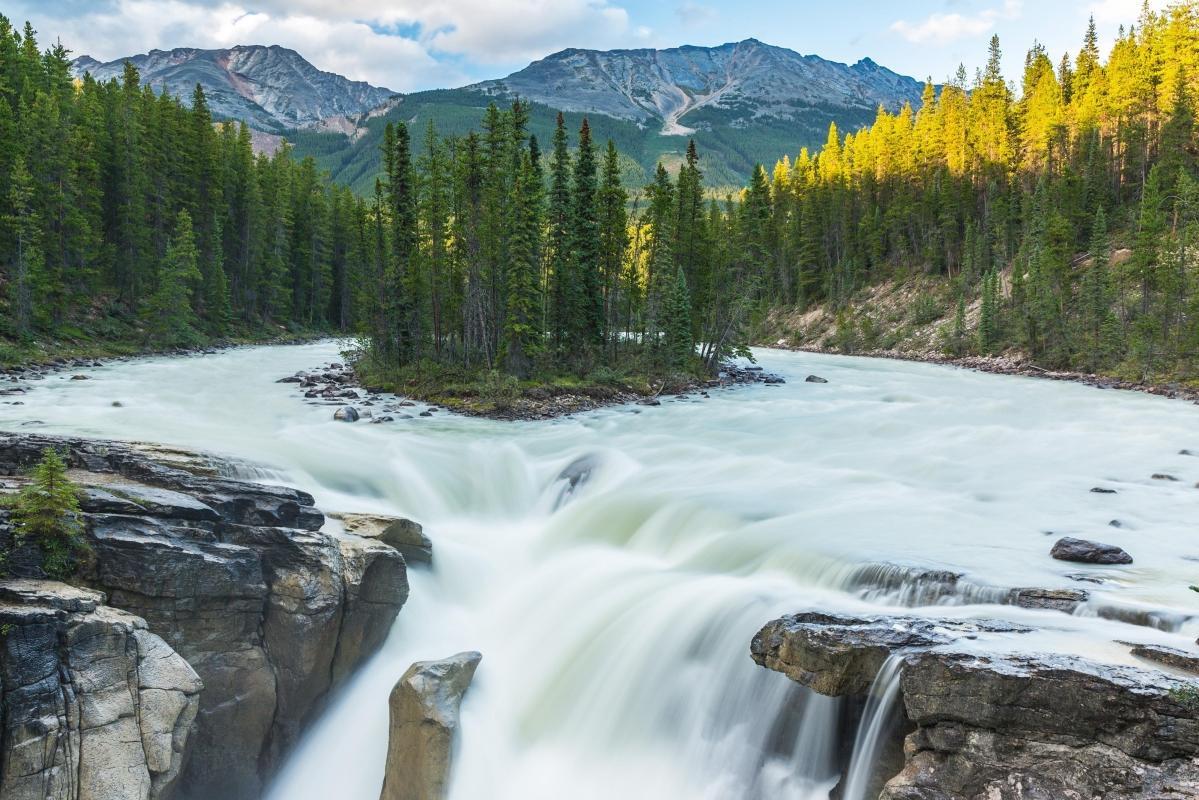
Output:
[1, 342, 1196, 799]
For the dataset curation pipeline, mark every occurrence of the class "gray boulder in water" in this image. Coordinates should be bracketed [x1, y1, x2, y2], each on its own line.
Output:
[380, 651, 482, 800]
[334, 405, 360, 422]
[805, 374, 828, 383]
[1050, 536, 1133, 564]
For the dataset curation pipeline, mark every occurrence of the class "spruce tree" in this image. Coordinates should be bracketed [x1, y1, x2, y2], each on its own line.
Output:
[144, 211, 202, 346]
[11, 448, 86, 579]
[663, 265, 693, 369]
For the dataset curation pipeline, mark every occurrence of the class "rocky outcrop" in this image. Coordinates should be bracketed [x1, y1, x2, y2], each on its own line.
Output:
[333, 513, 432, 566]
[380, 652, 482, 800]
[751, 612, 1199, 799]
[0, 579, 202, 800]
[0, 433, 409, 800]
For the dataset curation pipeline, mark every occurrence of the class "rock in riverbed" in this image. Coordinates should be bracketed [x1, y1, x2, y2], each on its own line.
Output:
[1051, 535, 1134, 564]
[751, 611, 1199, 800]
[334, 512, 433, 566]
[334, 405, 360, 422]
[380, 652, 482, 800]
[805, 375, 828, 383]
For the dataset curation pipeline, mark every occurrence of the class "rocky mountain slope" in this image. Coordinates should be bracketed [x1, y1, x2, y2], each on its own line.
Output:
[293, 39, 924, 192]
[71, 46, 395, 132]
[473, 39, 924, 137]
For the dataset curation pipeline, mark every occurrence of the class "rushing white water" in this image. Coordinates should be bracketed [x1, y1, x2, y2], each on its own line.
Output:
[2, 342, 1198, 799]
[840, 656, 905, 800]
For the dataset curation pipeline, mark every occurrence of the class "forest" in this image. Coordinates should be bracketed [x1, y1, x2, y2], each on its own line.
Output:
[7, 1, 1199, 389]
[0, 16, 364, 361]
[759, 1, 1199, 381]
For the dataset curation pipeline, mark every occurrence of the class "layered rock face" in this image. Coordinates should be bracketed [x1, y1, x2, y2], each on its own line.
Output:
[752, 612, 1199, 799]
[0, 580, 202, 800]
[0, 433, 411, 800]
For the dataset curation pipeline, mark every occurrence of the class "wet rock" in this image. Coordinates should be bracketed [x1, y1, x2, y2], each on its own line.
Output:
[69, 374, 89, 380]
[1007, 586, 1089, 612]
[1050, 536, 1133, 564]
[1109, 519, 1124, 528]
[380, 652, 482, 800]
[1090, 486, 1118, 494]
[0, 579, 202, 800]
[638, 399, 661, 406]
[750, 612, 1025, 696]
[371, 415, 394, 424]
[805, 375, 829, 383]
[0, 433, 408, 800]
[334, 405, 360, 422]
[1152, 473, 1180, 481]
[334, 513, 433, 566]
[419, 410, 434, 417]
[1181, 449, 1196, 456]
[752, 611, 1199, 800]
[1127, 642, 1199, 675]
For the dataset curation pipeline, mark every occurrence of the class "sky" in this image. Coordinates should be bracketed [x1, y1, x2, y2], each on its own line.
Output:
[5, 0, 1171, 93]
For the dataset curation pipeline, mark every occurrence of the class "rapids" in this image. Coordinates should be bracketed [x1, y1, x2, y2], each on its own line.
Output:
[1, 342, 1197, 799]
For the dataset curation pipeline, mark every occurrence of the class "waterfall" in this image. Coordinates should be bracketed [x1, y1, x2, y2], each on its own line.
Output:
[3, 341, 1198, 799]
[839, 655, 906, 800]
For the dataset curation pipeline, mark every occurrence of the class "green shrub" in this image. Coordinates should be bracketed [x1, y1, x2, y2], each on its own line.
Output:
[910, 291, 944, 326]
[10, 449, 89, 579]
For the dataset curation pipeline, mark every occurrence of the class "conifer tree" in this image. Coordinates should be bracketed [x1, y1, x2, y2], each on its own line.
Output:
[10, 448, 86, 579]
[144, 210, 202, 345]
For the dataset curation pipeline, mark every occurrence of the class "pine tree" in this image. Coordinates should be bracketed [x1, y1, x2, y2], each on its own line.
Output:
[546, 113, 572, 348]
[10, 448, 86, 579]
[663, 265, 693, 369]
[144, 210, 202, 345]
[501, 150, 543, 378]
[569, 118, 602, 351]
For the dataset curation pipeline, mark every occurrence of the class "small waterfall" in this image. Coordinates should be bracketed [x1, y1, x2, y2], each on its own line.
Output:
[839, 655, 905, 800]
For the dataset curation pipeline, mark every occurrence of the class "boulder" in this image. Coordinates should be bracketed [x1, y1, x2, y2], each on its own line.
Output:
[751, 611, 1199, 800]
[1090, 486, 1118, 494]
[805, 375, 828, 383]
[380, 652, 482, 800]
[0, 579, 202, 800]
[334, 406, 360, 422]
[0, 433, 409, 800]
[1050, 536, 1133, 564]
[334, 513, 433, 566]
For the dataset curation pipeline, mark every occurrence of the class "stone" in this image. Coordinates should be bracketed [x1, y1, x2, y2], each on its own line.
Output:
[1050, 536, 1133, 564]
[1127, 642, 1199, 675]
[1090, 486, 1118, 493]
[380, 652, 482, 800]
[0, 432, 409, 800]
[334, 405, 360, 422]
[0, 579, 202, 800]
[1007, 586, 1089, 612]
[334, 513, 432, 566]
[752, 611, 1199, 800]
[70, 374, 89, 380]
[1152, 473, 1180, 481]
[805, 375, 828, 383]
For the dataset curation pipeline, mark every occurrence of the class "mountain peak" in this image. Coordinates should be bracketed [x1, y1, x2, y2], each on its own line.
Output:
[70, 45, 394, 132]
[471, 39, 923, 136]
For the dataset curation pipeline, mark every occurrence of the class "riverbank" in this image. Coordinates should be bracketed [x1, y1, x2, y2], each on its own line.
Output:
[279, 359, 786, 421]
[0, 319, 336, 372]
[766, 341, 1199, 404]
[0, 331, 333, 382]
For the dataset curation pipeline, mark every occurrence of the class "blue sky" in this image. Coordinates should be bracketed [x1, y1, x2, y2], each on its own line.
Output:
[7, 0, 1165, 92]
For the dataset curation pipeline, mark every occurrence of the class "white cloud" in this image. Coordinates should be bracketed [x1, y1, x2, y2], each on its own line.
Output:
[891, 0, 1023, 46]
[1087, 0, 1166, 25]
[9, 0, 645, 91]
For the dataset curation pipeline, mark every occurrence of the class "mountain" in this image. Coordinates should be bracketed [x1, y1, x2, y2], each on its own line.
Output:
[288, 39, 926, 193]
[70, 45, 396, 132]
[471, 39, 923, 137]
[75, 39, 925, 191]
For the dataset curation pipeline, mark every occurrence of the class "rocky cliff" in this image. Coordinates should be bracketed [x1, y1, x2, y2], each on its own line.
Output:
[0, 433, 411, 800]
[751, 612, 1199, 799]
[70, 46, 395, 132]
